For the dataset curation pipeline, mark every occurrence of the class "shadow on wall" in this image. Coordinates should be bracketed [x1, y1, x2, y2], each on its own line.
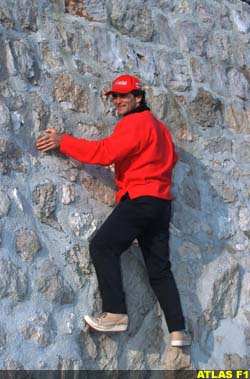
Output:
[170, 148, 240, 368]
[77, 148, 240, 370]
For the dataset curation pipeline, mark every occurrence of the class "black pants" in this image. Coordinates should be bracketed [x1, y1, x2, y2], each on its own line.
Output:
[89, 195, 185, 333]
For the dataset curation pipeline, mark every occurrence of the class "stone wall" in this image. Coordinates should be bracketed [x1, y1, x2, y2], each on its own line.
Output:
[0, 0, 250, 370]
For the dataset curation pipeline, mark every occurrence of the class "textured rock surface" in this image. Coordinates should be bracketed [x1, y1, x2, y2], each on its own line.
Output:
[0, 0, 249, 370]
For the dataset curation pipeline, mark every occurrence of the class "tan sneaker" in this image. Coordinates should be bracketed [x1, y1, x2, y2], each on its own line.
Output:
[171, 330, 191, 347]
[84, 312, 129, 332]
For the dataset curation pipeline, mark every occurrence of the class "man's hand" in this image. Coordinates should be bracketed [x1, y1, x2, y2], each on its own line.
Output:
[36, 128, 63, 153]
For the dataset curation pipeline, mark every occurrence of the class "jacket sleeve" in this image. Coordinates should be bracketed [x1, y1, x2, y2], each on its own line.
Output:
[59, 120, 141, 166]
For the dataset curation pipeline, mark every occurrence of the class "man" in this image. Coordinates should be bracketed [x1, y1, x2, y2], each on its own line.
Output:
[36, 74, 191, 347]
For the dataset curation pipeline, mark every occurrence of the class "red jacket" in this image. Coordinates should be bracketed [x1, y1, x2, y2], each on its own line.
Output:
[60, 110, 178, 203]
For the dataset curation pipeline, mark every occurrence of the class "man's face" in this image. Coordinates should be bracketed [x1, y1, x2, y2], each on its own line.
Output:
[112, 92, 142, 116]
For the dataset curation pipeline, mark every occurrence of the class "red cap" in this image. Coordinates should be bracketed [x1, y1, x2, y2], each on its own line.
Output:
[105, 74, 143, 96]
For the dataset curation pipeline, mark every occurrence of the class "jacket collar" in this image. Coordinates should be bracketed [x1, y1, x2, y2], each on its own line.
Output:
[123, 104, 150, 117]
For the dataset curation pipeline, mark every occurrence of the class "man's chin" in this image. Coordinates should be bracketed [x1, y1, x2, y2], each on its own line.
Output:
[117, 110, 126, 116]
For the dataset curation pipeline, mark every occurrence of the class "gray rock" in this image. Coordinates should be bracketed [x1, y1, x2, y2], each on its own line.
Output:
[57, 356, 82, 370]
[54, 73, 88, 113]
[231, 9, 250, 33]
[32, 182, 57, 225]
[61, 184, 77, 205]
[164, 347, 194, 370]
[237, 141, 250, 163]
[4, 359, 24, 370]
[0, 138, 22, 174]
[64, 244, 93, 288]
[37, 259, 75, 304]
[0, 325, 7, 352]
[205, 138, 233, 154]
[0, 3, 13, 28]
[177, 20, 208, 56]
[0, 100, 10, 130]
[8, 39, 38, 81]
[182, 172, 201, 210]
[65, 0, 107, 22]
[21, 312, 52, 347]
[225, 100, 250, 134]
[197, 254, 240, 330]
[224, 353, 250, 370]
[239, 207, 250, 237]
[107, 0, 154, 42]
[0, 258, 27, 301]
[15, 228, 41, 261]
[31, 93, 50, 137]
[0, 189, 10, 218]
[228, 68, 250, 100]
[188, 88, 224, 128]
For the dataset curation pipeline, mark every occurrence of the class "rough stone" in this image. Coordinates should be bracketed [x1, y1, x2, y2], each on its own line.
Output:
[159, 54, 192, 92]
[189, 88, 224, 128]
[32, 182, 57, 225]
[164, 347, 194, 370]
[4, 359, 24, 370]
[182, 172, 201, 209]
[0, 3, 13, 29]
[21, 312, 52, 347]
[0, 258, 27, 302]
[205, 138, 232, 154]
[61, 183, 77, 205]
[0, 138, 22, 174]
[69, 211, 98, 240]
[57, 356, 82, 370]
[31, 93, 50, 137]
[80, 170, 116, 207]
[55, 73, 88, 113]
[8, 39, 38, 81]
[189, 57, 206, 83]
[239, 207, 250, 237]
[15, 228, 41, 261]
[237, 141, 250, 163]
[37, 259, 75, 304]
[64, 244, 93, 288]
[225, 100, 250, 134]
[224, 353, 250, 370]
[228, 68, 250, 100]
[197, 254, 240, 330]
[0, 100, 11, 130]
[65, 0, 107, 22]
[177, 20, 208, 56]
[231, 8, 250, 34]
[0, 325, 7, 352]
[220, 182, 238, 204]
[107, 0, 154, 42]
[18, 0, 38, 32]
[0, 189, 11, 218]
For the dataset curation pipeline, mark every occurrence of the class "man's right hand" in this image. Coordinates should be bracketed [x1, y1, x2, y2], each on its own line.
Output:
[36, 128, 63, 153]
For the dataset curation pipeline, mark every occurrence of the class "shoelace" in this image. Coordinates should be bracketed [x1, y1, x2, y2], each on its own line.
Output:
[96, 312, 107, 322]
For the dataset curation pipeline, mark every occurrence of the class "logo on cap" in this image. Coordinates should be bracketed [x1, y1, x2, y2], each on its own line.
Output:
[113, 80, 128, 86]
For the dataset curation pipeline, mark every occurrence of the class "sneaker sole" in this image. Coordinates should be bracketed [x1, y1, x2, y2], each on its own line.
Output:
[171, 340, 191, 347]
[84, 315, 128, 333]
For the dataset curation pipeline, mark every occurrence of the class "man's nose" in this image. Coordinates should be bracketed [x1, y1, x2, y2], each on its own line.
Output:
[113, 96, 122, 103]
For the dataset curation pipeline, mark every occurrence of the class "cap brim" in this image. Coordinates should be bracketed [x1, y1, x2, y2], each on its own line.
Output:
[104, 90, 114, 96]
[104, 87, 135, 96]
